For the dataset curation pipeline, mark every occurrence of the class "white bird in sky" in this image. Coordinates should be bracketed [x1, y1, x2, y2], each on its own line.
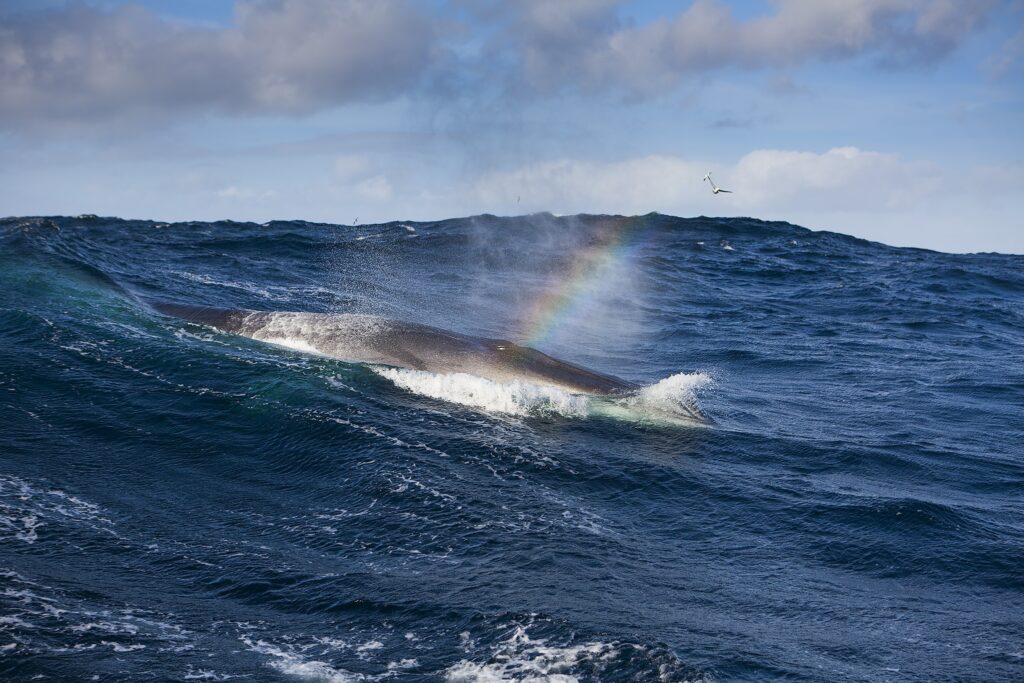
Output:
[703, 172, 732, 195]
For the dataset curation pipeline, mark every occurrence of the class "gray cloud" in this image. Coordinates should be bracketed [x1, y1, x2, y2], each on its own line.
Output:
[0, 0, 1003, 128]
[493, 0, 1000, 94]
[0, 0, 443, 125]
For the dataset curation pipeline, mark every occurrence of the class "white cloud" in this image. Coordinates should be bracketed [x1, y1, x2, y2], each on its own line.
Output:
[2, 138, 1019, 251]
[731, 147, 940, 211]
[471, 146, 940, 214]
[354, 175, 393, 201]
[216, 185, 277, 200]
[472, 156, 707, 215]
[333, 155, 374, 182]
[469, 147, 1023, 252]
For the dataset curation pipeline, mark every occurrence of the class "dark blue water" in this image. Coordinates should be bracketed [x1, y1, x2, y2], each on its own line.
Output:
[2, 213, 1022, 682]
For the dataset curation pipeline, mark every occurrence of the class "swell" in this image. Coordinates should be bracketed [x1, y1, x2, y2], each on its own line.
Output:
[3, 213, 1024, 682]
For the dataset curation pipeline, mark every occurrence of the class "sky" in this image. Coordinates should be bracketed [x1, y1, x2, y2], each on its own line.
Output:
[1, 0, 1022, 253]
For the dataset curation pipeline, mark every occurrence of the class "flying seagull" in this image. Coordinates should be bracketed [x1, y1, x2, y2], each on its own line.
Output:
[703, 172, 732, 195]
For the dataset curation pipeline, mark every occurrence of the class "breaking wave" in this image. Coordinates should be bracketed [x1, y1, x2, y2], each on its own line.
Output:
[373, 367, 591, 418]
[372, 366, 712, 424]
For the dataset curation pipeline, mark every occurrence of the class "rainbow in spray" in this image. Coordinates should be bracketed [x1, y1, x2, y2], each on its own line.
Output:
[518, 215, 659, 348]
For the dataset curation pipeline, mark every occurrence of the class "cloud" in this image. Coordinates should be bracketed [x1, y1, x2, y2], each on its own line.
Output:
[466, 147, 1024, 252]
[471, 155, 706, 216]
[0, 0, 1001, 127]
[731, 146, 940, 211]
[985, 22, 1024, 77]
[216, 185, 277, 200]
[470, 146, 945, 216]
[493, 0, 999, 93]
[709, 116, 754, 129]
[354, 175, 393, 201]
[0, 0, 443, 126]
[765, 75, 813, 97]
[333, 154, 375, 182]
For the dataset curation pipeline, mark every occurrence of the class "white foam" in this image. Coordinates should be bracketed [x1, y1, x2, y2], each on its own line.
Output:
[242, 638, 365, 682]
[183, 669, 236, 681]
[356, 640, 384, 657]
[101, 641, 146, 652]
[601, 372, 713, 425]
[71, 621, 139, 635]
[271, 658, 362, 682]
[2, 569, 194, 660]
[371, 366, 712, 425]
[636, 372, 712, 411]
[373, 367, 590, 418]
[8, 513, 40, 543]
[446, 624, 709, 683]
[0, 475, 116, 544]
[445, 626, 612, 683]
[0, 615, 35, 629]
[387, 659, 417, 670]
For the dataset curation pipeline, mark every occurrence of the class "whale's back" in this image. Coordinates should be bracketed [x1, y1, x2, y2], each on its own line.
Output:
[151, 302, 637, 396]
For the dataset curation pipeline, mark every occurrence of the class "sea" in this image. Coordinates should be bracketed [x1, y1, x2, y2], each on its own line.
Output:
[1, 212, 1022, 682]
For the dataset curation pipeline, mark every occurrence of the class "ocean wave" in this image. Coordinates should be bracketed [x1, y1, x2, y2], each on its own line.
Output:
[372, 366, 712, 424]
[372, 367, 591, 418]
[3, 212, 1022, 681]
[613, 371, 713, 424]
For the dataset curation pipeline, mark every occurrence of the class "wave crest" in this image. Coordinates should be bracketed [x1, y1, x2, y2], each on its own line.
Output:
[373, 367, 590, 418]
[629, 372, 713, 421]
[373, 367, 711, 424]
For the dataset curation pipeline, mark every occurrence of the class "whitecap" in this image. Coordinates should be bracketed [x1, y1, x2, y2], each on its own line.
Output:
[241, 637, 366, 683]
[446, 624, 706, 683]
[596, 372, 713, 426]
[372, 367, 589, 418]
[371, 366, 712, 425]
[445, 626, 613, 683]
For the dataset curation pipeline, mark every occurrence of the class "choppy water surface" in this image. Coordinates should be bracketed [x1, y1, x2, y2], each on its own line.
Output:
[1, 213, 1022, 681]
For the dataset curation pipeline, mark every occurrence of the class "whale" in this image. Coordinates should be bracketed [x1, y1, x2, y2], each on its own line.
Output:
[152, 302, 639, 396]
